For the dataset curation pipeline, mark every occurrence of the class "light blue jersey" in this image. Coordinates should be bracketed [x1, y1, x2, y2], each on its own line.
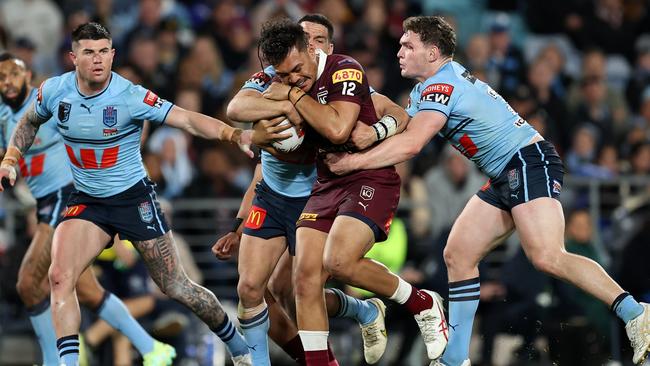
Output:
[242, 66, 316, 198]
[0, 89, 73, 198]
[34, 72, 173, 197]
[406, 61, 538, 178]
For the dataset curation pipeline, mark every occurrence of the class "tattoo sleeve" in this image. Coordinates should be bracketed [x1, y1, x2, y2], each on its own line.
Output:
[9, 105, 48, 154]
[133, 231, 228, 329]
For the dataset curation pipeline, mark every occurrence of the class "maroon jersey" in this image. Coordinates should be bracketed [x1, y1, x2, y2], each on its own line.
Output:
[307, 53, 395, 179]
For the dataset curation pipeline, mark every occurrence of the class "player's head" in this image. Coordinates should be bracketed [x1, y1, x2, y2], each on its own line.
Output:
[0, 52, 31, 110]
[70, 22, 115, 86]
[298, 14, 334, 55]
[398, 16, 456, 80]
[259, 18, 317, 92]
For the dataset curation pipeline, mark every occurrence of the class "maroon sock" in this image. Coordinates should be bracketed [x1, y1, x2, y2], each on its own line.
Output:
[281, 335, 306, 365]
[305, 350, 330, 366]
[404, 287, 434, 315]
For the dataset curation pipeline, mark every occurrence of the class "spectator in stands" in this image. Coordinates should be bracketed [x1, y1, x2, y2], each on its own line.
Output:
[485, 13, 527, 97]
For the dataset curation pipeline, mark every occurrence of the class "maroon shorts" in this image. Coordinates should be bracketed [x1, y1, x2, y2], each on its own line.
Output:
[296, 168, 400, 242]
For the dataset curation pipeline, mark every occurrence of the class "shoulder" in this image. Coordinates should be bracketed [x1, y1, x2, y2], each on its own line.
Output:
[328, 54, 363, 71]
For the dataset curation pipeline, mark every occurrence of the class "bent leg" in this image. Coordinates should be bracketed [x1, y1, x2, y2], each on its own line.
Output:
[49, 219, 112, 363]
[441, 195, 515, 366]
[133, 231, 249, 358]
[16, 223, 59, 365]
[237, 234, 286, 365]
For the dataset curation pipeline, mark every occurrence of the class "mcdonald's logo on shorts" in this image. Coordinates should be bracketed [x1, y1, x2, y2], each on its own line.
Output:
[245, 205, 267, 230]
[64, 204, 87, 217]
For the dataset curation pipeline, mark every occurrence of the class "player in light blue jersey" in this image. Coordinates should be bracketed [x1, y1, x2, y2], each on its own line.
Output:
[0, 23, 278, 366]
[212, 14, 410, 365]
[0, 52, 177, 366]
[325, 16, 650, 366]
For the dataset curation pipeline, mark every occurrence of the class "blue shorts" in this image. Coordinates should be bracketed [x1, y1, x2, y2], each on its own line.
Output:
[477, 141, 564, 211]
[242, 180, 309, 256]
[36, 183, 75, 226]
[60, 178, 170, 242]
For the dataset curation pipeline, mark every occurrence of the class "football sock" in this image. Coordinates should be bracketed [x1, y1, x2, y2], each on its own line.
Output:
[441, 277, 480, 365]
[612, 292, 644, 324]
[57, 335, 79, 366]
[389, 277, 433, 315]
[96, 292, 154, 354]
[212, 313, 250, 357]
[26, 299, 59, 365]
[280, 335, 306, 365]
[299, 330, 329, 366]
[239, 302, 271, 365]
[329, 288, 378, 325]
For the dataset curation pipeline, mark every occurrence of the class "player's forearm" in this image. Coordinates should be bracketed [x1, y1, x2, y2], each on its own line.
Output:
[227, 92, 292, 123]
[184, 110, 240, 142]
[9, 109, 42, 154]
[349, 134, 422, 170]
[371, 93, 410, 134]
[236, 164, 262, 219]
[289, 88, 353, 144]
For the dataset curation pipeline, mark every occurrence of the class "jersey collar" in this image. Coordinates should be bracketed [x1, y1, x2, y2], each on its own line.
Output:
[315, 49, 327, 81]
[74, 71, 114, 99]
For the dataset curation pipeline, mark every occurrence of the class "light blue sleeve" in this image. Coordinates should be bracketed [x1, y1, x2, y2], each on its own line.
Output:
[415, 77, 458, 117]
[125, 84, 174, 125]
[405, 86, 420, 117]
[34, 78, 58, 120]
[242, 65, 275, 92]
[0, 104, 10, 148]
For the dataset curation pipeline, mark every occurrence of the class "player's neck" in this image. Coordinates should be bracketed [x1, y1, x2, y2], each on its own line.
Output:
[420, 57, 452, 82]
[76, 73, 111, 97]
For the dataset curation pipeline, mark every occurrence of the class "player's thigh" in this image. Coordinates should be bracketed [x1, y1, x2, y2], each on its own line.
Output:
[294, 227, 328, 284]
[511, 197, 565, 259]
[238, 234, 287, 289]
[446, 195, 515, 264]
[51, 219, 112, 281]
[324, 215, 375, 265]
[18, 223, 54, 284]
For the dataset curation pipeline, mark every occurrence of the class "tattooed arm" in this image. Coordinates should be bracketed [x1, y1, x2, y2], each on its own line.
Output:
[0, 104, 48, 189]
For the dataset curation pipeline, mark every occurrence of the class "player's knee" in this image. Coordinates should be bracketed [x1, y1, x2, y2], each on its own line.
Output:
[16, 271, 36, 300]
[443, 245, 469, 271]
[530, 250, 562, 275]
[293, 274, 321, 300]
[48, 264, 75, 293]
[323, 255, 353, 282]
[237, 278, 265, 303]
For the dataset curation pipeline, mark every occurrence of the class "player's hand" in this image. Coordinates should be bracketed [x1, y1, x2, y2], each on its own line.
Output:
[347, 121, 377, 151]
[262, 82, 291, 101]
[0, 165, 17, 191]
[237, 130, 255, 158]
[324, 152, 356, 175]
[252, 116, 292, 146]
[284, 102, 304, 128]
[211, 232, 241, 260]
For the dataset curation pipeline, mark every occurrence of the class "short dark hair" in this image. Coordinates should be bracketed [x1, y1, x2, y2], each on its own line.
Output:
[403, 16, 456, 57]
[298, 14, 334, 43]
[259, 18, 308, 66]
[71, 22, 112, 43]
[0, 51, 18, 63]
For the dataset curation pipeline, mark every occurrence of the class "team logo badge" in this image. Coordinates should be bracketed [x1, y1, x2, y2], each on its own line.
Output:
[420, 83, 454, 105]
[507, 169, 520, 190]
[247, 71, 271, 87]
[58, 102, 71, 123]
[317, 90, 328, 104]
[553, 180, 562, 194]
[138, 201, 154, 223]
[245, 205, 267, 230]
[103, 106, 117, 127]
[360, 185, 375, 201]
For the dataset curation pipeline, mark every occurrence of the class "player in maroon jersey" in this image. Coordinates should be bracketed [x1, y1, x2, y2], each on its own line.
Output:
[259, 18, 448, 365]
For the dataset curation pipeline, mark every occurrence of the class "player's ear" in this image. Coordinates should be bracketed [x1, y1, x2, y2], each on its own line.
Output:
[428, 45, 438, 62]
[69, 51, 77, 67]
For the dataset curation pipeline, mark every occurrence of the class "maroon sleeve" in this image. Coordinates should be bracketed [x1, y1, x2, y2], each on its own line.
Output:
[325, 59, 369, 104]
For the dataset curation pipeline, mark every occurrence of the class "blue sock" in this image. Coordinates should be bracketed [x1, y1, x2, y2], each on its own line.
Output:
[239, 305, 270, 365]
[612, 292, 644, 324]
[96, 292, 154, 354]
[57, 335, 79, 366]
[212, 314, 250, 357]
[27, 299, 59, 366]
[441, 277, 480, 366]
[329, 288, 378, 325]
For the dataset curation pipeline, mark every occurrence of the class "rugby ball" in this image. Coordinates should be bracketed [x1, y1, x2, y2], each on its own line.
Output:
[272, 118, 304, 153]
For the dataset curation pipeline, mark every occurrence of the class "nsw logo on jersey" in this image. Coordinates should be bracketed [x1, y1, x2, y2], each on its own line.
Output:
[138, 201, 154, 223]
[420, 83, 454, 105]
[58, 102, 71, 123]
[103, 106, 117, 127]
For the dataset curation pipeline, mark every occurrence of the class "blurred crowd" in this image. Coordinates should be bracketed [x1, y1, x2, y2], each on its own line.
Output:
[1, 0, 650, 365]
